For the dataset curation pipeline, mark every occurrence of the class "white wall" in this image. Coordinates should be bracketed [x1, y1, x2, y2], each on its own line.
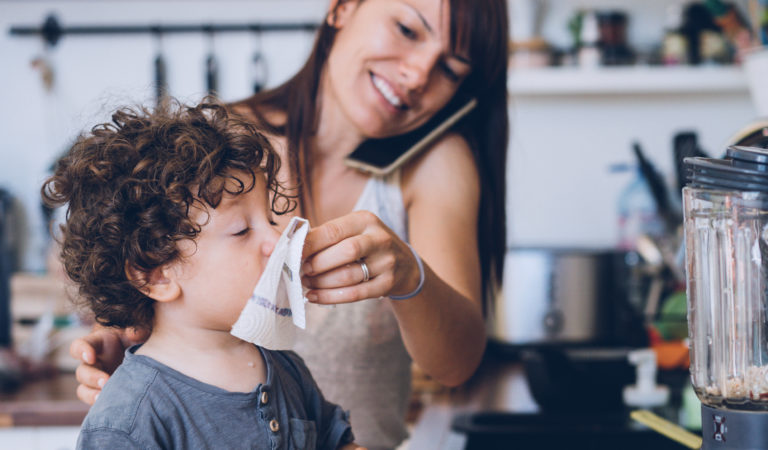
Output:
[507, 89, 757, 248]
[0, 1, 325, 271]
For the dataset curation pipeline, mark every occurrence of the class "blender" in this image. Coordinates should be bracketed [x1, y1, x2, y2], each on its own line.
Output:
[684, 146, 768, 449]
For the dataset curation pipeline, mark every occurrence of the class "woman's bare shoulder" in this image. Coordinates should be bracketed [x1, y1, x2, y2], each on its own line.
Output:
[402, 132, 479, 208]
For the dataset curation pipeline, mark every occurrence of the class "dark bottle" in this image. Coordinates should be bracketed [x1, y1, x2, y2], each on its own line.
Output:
[597, 11, 634, 66]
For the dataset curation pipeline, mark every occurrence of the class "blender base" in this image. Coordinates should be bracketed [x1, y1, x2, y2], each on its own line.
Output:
[701, 404, 768, 450]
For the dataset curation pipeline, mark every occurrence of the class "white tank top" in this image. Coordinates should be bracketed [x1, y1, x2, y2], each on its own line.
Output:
[292, 170, 411, 450]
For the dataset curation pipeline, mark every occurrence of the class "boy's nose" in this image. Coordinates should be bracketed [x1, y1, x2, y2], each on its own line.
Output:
[260, 226, 281, 258]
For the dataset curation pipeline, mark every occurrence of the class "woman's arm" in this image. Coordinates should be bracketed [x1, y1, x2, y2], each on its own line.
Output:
[301, 133, 486, 386]
[394, 132, 485, 386]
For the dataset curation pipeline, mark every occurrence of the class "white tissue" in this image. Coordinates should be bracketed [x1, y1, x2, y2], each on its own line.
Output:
[230, 217, 309, 350]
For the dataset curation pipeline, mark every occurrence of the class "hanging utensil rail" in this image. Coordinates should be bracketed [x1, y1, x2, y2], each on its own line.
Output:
[8, 14, 319, 47]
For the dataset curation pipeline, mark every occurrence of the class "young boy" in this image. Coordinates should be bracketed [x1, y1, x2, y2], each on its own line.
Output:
[42, 99, 358, 449]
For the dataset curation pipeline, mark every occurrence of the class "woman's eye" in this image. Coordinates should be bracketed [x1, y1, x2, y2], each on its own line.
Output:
[397, 22, 417, 39]
[440, 61, 460, 82]
[233, 227, 250, 237]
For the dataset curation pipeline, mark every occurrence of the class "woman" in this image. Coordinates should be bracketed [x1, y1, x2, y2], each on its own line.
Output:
[70, 0, 508, 448]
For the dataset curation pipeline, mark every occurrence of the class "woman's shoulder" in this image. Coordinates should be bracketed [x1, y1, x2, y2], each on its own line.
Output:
[402, 132, 479, 206]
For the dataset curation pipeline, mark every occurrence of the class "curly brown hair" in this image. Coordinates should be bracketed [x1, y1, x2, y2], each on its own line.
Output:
[42, 97, 293, 331]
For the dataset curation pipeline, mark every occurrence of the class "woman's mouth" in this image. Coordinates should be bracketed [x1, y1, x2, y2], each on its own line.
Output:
[370, 73, 406, 110]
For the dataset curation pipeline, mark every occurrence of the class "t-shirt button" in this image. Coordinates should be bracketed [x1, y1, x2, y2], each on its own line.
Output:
[269, 419, 280, 433]
[260, 391, 269, 405]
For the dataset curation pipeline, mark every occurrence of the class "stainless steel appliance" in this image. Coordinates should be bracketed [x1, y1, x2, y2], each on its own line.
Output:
[684, 146, 768, 449]
[489, 247, 644, 347]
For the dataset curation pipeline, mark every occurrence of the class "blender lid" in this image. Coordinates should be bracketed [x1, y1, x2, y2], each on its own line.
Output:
[727, 145, 768, 171]
[685, 146, 768, 192]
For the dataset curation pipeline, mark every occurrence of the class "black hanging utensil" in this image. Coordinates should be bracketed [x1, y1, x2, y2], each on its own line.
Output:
[154, 54, 167, 105]
[204, 26, 218, 96]
[152, 28, 168, 106]
[250, 29, 268, 94]
[205, 54, 218, 96]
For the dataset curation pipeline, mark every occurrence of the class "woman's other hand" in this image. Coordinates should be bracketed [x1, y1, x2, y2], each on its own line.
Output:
[301, 210, 420, 304]
[69, 326, 149, 404]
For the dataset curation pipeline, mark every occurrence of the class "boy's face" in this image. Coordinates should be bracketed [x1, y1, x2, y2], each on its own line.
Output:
[169, 173, 281, 331]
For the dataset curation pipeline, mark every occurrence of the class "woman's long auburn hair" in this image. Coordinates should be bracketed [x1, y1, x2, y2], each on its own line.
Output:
[236, 0, 508, 311]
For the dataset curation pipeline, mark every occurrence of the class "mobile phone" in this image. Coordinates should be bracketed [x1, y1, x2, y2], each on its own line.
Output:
[344, 96, 477, 176]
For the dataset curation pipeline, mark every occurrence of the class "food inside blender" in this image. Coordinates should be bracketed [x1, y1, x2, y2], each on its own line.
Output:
[701, 365, 768, 405]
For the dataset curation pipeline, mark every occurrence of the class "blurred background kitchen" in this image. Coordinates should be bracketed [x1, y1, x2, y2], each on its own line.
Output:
[1, 0, 768, 449]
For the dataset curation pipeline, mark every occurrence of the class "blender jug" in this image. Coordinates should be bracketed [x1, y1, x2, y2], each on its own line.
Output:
[684, 146, 768, 449]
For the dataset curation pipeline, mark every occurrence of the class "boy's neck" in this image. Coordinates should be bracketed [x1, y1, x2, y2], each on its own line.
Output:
[136, 322, 267, 393]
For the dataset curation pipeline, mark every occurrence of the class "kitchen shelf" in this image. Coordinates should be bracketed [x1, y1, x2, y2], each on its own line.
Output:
[508, 66, 748, 96]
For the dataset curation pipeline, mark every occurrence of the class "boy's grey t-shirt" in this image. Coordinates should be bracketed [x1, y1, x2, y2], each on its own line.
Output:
[77, 345, 354, 449]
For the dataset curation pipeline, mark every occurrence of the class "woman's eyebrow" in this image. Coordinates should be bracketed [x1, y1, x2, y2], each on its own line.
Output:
[400, 2, 471, 65]
[402, 2, 433, 34]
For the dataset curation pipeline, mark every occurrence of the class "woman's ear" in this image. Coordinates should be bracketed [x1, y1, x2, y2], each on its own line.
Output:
[125, 264, 181, 303]
[326, 0, 358, 28]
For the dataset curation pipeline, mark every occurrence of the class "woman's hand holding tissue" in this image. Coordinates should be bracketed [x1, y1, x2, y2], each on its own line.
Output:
[301, 210, 422, 304]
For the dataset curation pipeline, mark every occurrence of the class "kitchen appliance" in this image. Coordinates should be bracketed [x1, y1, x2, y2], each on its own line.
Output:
[489, 248, 645, 348]
[521, 346, 635, 413]
[683, 145, 768, 449]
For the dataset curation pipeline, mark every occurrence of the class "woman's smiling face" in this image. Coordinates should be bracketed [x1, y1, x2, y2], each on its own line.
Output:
[322, 0, 472, 139]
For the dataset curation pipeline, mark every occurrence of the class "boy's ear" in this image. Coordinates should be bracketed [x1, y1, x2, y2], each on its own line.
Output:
[326, 0, 358, 28]
[125, 264, 181, 303]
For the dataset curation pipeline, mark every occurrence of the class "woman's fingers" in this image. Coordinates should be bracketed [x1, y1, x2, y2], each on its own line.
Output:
[304, 248, 395, 289]
[303, 262, 369, 289]
[69, 336, 102, 365]
[306, 271, 393, 304]
[301, 210, 419, 302]
[302, 210, 376, 261]
[76, 383, 101, 406]
[69, 327, 130, 401]
[303, 263, 362, 289]
[75, 363, 109, 392]
[303, 232, 378, 276]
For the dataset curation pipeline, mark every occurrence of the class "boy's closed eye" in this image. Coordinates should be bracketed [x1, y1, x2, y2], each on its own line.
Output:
[233, 227, 251, 237]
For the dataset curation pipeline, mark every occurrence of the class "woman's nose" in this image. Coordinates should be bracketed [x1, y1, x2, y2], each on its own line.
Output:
[399, 48, 439, 92]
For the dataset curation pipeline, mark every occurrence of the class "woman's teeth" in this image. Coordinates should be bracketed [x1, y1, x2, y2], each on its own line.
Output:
[372, 74, 403, 109]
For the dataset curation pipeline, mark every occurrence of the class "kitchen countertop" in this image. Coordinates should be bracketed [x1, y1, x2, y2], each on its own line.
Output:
[0, 372, 89, 427]
[408, 346, 694, 450]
